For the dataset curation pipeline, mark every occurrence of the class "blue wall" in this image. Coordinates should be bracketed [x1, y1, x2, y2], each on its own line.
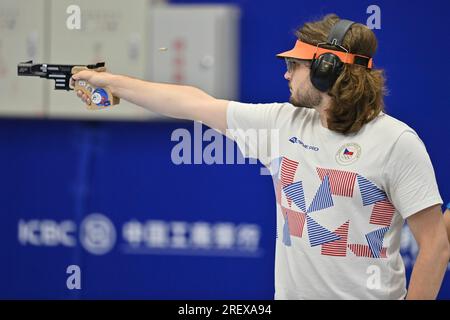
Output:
[1, 0, 449, 299]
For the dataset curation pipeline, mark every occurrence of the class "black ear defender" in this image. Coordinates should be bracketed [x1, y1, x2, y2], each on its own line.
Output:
[310, 19, 355, 92]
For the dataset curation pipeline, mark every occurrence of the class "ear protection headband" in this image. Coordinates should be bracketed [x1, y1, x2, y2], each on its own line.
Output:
[310, 19, 354, 92]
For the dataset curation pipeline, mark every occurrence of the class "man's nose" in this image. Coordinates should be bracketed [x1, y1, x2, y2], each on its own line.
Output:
[284, 71, 291, 80]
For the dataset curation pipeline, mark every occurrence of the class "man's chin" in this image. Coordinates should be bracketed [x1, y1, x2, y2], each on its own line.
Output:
[289, 96, 313, 109]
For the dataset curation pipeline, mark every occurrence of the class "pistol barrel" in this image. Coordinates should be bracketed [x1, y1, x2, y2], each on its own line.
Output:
[17, 61, 107, 90]
[17, 61, 46, 77]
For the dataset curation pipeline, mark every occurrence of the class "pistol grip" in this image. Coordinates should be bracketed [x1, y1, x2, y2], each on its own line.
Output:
[72, 65, 119, 110]
[74, 79, 120, 110]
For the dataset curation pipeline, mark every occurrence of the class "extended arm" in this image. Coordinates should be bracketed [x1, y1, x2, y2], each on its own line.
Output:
[71, 71, 229, 133]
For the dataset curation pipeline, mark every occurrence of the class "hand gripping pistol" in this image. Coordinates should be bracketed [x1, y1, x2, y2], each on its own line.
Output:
[17, 61, 120, 109]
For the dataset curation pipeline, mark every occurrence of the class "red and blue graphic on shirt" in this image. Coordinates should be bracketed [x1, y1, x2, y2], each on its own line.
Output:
[343, 148, 354, 156]
[272, 156, 395, 259]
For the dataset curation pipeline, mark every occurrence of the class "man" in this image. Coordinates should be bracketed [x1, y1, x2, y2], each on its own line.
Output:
[71, 14, 449, 299]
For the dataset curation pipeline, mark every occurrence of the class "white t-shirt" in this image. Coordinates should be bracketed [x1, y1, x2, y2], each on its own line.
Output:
[226, 101, 442, 300]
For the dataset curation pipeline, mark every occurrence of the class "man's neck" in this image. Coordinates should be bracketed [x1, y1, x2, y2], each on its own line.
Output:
[314, 95, 331, 128]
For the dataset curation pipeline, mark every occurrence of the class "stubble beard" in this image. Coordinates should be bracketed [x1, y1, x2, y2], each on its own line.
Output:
[289, 82, 323, 109]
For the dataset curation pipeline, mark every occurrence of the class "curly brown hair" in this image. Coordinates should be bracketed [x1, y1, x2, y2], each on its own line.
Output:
[296, 14, 387, 134]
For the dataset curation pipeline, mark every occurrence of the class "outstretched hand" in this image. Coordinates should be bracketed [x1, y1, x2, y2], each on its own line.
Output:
[70, 70, 113, 105]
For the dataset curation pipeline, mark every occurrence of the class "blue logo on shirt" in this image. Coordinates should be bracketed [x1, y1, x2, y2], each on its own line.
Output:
[289, 137, 319, 151]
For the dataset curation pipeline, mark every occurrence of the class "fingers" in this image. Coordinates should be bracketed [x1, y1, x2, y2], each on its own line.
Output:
[71, 70, 94, 81]
[71, 70, 90, 90]
[71, 70, 94, 91]
[76, 90, 91, 105]
[72, 69, 100, 106]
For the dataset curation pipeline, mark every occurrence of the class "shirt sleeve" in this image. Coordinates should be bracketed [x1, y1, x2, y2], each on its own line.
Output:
[226, 101, 286, 166]
[383, 131, 443, 219]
